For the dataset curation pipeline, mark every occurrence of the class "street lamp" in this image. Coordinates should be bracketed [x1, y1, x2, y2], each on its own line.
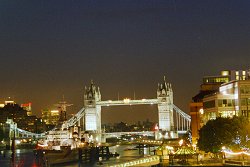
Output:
[199, 109, 204, 115]
[179, 139, 184, 146]
[247, 98, 249, 118]
[222, 146, 226, 159]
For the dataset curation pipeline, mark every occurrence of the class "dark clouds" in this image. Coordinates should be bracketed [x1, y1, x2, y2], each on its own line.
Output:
[0, 0, 250, 123]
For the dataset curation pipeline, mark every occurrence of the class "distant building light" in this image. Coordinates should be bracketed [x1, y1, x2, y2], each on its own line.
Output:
[21, 103, 32, 107]
[221, 71, 229, 76]
[51, 110, 59, 113]
[0, 104, 4, 108]
[5, 100, 14, 105]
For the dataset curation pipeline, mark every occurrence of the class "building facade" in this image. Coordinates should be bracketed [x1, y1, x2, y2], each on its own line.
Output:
[42, 109, 60, 125]
[190, 69, 250, 144]
[203, 80, 250, 123]
[189, 102, 203, 144]
[21, 102, 32, 116]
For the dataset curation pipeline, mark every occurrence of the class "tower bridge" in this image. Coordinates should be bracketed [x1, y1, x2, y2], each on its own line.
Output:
[82, 77, 190, 136]
[7, 77, 191, 141]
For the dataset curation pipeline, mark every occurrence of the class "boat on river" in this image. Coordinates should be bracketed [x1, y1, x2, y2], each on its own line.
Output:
[35, 126, 83, 165]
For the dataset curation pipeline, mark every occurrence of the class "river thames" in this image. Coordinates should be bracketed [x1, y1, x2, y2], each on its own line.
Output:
[0, 145, 156, 167]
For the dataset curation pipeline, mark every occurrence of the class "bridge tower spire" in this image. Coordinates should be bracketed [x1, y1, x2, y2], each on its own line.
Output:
[157, 76, 174, 132]
[83, 80, 102, 133]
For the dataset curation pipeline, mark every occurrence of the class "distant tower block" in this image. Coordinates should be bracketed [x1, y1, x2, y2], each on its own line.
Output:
[157, 76, 174, 131]
[55, 96, 73, 124]
[84, 80, 101, 133]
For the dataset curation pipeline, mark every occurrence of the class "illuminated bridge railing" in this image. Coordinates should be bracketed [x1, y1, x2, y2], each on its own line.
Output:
[96, 99, 159, 106]
[133, 139, 163, 146]
[11, 127, 45, 138]
[109, 155, 160, 167]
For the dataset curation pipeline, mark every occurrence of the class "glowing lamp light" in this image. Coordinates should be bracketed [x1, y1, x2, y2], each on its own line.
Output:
[199, 108, 204, 115]
[223, 150, 250, 156]
[179, 139, 183, 146]
[123, 98, 130, 103]
[154, 124, 159, 131]
[38, 143, 48, 147]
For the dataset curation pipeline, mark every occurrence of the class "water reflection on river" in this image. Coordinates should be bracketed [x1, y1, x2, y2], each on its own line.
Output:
[0, 149, 38, 167]
[108, 145, 145, 163]
[0, 145, 157, 167]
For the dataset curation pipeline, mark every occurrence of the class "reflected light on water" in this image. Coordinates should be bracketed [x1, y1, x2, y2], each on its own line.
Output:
[32, 160, 38, 167]
[16, 149, 21, 154]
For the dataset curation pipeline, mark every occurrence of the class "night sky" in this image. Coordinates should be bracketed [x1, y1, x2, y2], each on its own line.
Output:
[1, 0, 250, 124]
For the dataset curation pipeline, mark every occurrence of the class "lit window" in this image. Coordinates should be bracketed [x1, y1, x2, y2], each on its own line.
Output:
[221, 71, 229, 76]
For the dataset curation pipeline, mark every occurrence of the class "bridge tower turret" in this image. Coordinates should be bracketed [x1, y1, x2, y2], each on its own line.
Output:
[157, 76, 174, 131]
[83, 80, 102, 133]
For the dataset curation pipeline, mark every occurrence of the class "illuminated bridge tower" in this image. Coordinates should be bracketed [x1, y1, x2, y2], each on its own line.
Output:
[157, 76, 174, 132]
[84, 80, 102, 133]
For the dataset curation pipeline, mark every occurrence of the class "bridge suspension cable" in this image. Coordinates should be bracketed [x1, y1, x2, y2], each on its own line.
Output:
[7, 107, 87, 139]
[172, 104, 191, 121]
[62, 107, 86, 129]
[7, 124, 45, 138]
[172, 104, 191, 132]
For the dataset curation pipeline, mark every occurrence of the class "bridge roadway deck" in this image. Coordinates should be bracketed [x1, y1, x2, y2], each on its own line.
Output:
[96, 99, 159, 106]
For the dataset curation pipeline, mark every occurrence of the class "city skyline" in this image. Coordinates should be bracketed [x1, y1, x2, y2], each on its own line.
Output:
[1, 1, 250, 123]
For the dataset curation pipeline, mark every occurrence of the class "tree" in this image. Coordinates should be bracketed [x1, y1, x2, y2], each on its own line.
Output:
[230, 116, 250, 151]
[197, 116, 250, 154]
